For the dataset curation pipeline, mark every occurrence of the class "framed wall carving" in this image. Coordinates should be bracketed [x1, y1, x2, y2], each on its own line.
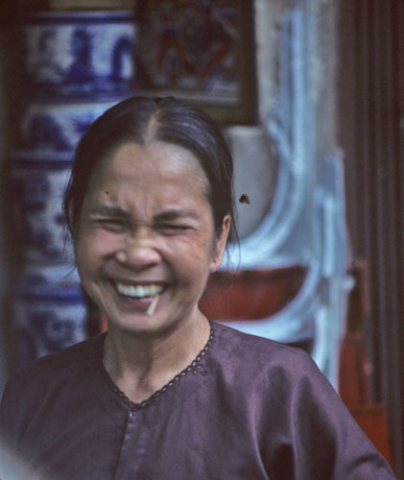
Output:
[136, 0, 257, 125]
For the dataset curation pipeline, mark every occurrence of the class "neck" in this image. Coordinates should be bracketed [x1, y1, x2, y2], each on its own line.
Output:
[103, 311, 210, 403]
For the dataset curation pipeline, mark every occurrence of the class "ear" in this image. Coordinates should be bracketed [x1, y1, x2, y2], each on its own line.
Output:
[209, 215, 231, 272]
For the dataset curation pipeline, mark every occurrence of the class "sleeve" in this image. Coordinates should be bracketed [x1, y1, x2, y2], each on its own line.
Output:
[261, 349, 397, 479]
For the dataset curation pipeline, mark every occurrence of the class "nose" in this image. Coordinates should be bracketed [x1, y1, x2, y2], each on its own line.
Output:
[116, 230, 161, 269]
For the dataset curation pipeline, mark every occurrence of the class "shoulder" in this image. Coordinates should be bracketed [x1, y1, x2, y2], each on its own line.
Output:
[0, 334, 106, 450]
[210, 323, 396, 478]
[210, 321, 330, 401]
[1, 333, 105, 400]
[211, 321, 317, 375]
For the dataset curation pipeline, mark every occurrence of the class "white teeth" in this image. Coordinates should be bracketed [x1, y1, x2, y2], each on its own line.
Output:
[116, 283, 164, 298]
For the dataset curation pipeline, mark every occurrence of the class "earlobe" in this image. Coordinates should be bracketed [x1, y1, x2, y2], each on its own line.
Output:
[209, 256, 221, 272]
[209, 215, 231, 272]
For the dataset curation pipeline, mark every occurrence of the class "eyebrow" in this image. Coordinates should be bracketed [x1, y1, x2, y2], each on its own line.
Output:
[154, 209, 198, 222]
[88, 205, 198, 221]
[88, 204, 130, 218]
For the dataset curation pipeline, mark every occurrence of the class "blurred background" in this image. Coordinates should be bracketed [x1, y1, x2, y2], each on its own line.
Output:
[0, 0, 402, 476]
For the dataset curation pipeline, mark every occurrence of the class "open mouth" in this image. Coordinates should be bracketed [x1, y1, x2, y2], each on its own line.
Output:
[114, 282, 165, 299]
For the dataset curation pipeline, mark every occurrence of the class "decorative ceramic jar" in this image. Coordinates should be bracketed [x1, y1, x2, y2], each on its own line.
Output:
[12, 9, 137, 363]
[18, 98, 123, 153]
[12, 153, 73, 263]
[19, 11, 137, 98]
[13, 264, 86, 366]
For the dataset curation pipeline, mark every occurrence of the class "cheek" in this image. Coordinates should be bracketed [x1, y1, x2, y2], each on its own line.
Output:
[74, 239, 94, 280]
[169, 234, 216, 280]
[74, 229, 114, 274]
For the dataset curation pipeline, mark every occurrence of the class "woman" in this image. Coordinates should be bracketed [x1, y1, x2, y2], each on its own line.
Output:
[0, 97, 395, 479]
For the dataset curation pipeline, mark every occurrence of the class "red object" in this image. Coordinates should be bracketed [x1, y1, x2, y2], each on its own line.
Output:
[350, 404, 393, 466]
[338, 261, 393, 467]
[199, 266, 307, 320]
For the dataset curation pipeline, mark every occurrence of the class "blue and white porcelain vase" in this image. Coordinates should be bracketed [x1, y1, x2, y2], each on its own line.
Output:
[19, 11, 137, 98]
[13, 264, 86, 366]
[18, 98, 122, 154]
[13, 154, 73, 263]
[12, 10, 137, 364]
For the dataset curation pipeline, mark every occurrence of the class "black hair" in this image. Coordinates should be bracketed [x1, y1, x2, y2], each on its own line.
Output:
[64, 96, 237, 241]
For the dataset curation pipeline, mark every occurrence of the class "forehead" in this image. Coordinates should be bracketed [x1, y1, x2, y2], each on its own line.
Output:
[86, 141, 210, 199]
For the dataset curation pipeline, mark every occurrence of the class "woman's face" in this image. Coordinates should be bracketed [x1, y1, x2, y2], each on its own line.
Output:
[74, 141, 230, 337]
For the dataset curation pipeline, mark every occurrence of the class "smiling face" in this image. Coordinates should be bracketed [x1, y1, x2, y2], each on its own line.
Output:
[74, 141, 230, 338]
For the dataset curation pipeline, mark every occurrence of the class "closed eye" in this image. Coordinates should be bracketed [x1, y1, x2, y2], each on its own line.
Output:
[96, 218, 128, 232]
[157, 223, 191, 233]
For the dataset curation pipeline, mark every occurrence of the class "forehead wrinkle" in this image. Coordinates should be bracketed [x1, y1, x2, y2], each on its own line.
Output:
[86, 141, 213, 223]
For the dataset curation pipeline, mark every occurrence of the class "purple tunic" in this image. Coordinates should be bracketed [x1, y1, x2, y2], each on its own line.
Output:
[0, 322, 396, 479]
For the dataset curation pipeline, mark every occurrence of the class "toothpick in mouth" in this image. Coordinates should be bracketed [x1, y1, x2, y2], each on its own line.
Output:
[146, 294, 160, 316]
